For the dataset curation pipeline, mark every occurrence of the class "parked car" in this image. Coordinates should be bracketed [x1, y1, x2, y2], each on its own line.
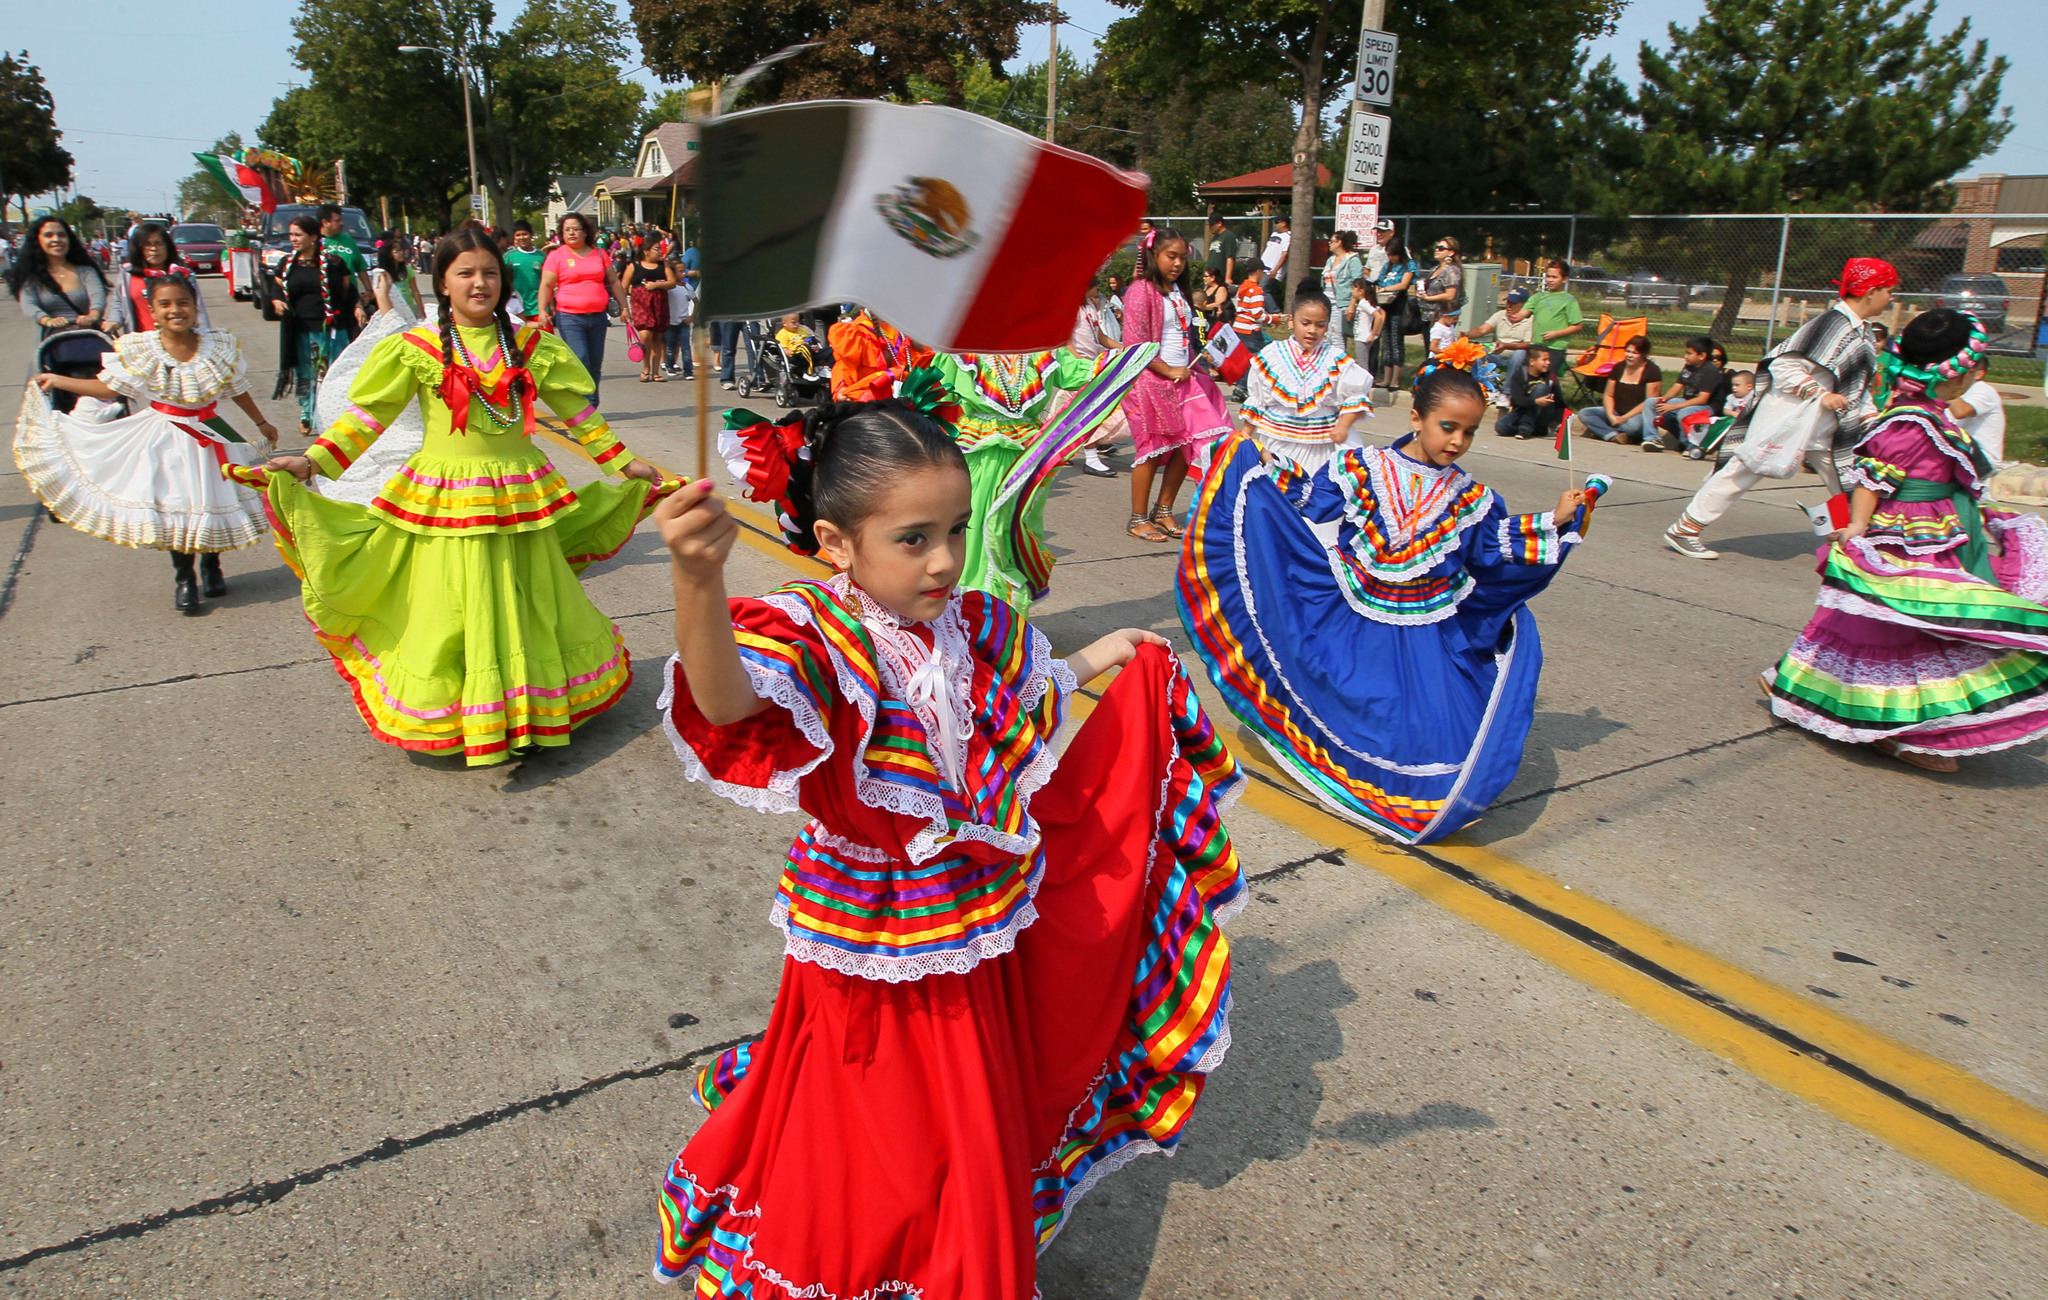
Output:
[1935, 274, 2010, 333]
[1623, 269, 1689, 309]
[170, 222, 226, 274]
[256, 204, 375, 284]
[1571, 264, 1622, 294]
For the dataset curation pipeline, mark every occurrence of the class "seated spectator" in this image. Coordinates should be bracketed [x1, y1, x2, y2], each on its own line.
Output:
[1725, 369, 1755, 418]
[1496, 346, 1564, 441]
[1468, 287, 1538, 368]
[1575, 336, 1661, 443]
[775, 313, 831, 378]
[1647, 335, 1724, 454]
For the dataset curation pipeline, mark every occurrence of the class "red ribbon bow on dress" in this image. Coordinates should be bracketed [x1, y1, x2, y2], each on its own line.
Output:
[438, 360, 538, 436]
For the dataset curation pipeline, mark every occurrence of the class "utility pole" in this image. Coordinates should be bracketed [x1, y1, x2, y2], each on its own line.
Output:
[1045, 0, 1059, 144]
[1340, 0, 1386, 197]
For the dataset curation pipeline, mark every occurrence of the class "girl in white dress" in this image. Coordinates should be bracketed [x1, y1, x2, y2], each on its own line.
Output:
[318, 245, 433, 506]
[1240, 287, 1373, 474]
[16, 274, 276, 611]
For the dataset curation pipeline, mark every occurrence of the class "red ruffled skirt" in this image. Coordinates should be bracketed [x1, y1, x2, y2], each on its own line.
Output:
[655, 646, 1245, 1297]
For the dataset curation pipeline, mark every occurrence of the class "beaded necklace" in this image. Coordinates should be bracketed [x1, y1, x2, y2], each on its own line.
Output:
[447, 322, 525, 429]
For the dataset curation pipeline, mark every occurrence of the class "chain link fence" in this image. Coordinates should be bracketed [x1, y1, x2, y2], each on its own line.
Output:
[1149, 212, 2048, 379]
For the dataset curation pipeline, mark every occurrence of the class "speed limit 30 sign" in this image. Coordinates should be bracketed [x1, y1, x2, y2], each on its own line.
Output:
[1355, 29, 1398, 107]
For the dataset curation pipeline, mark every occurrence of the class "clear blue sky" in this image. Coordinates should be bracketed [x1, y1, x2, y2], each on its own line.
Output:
[13, 0, 2042, 215]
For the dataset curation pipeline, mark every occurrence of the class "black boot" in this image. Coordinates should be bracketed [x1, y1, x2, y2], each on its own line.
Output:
[198, 552, 227, 598]
[171, 551, 202, 614]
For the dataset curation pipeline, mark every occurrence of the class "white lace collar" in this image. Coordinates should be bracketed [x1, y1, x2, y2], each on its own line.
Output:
[832, 575, 976, 794]
[114, 328, 241, 406]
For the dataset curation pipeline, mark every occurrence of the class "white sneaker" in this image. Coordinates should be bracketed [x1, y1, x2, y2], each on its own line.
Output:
[1663, 525, 1719, 559]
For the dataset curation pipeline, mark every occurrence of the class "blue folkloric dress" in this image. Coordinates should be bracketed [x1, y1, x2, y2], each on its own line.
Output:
[1179, 433, 1581, 843]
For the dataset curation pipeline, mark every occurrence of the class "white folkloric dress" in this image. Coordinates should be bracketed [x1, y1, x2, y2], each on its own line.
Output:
[319, 269, 430, 506]
[1242, 337, 1374, 473]
[14, 327, 268, 552]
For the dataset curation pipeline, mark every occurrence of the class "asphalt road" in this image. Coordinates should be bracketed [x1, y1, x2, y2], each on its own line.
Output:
[3, 291, 2045, 1298]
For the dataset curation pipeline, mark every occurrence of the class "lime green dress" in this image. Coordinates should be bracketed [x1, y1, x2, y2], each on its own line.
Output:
[258, 322, 667, 765]
[934, 350, 1100, 613]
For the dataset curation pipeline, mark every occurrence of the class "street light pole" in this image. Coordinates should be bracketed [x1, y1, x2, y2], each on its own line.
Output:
[399, 44, 482, 222]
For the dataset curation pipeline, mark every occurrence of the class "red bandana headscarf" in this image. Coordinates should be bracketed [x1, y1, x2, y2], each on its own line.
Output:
[1833, 257, 1899, 299]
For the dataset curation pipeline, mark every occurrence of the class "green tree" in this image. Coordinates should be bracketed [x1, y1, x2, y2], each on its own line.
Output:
[1099, 0, 1357, 305]
[630, 0, 1049, 105]
[1574, 0, 2011, 335]
[176, 132, 251, 225]
[269, 0, 642, 228]
[0, 51, 74, 229]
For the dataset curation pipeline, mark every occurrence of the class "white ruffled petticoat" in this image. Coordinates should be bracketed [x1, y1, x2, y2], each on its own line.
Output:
[317, 291, 432, 507]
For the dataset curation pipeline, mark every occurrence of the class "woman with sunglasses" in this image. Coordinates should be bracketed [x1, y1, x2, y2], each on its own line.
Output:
[1417, 236, 1465, 334]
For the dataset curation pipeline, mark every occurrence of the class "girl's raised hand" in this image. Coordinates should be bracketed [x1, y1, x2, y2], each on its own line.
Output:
[655, 478, 737, 581]
[1556, 487, 1592, 536]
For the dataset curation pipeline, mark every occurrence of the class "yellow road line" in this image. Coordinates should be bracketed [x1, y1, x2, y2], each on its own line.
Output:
[543, 415, 2048, 1226]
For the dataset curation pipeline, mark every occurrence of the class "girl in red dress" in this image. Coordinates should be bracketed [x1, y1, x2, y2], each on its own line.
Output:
[649, 380, 1248, 1297]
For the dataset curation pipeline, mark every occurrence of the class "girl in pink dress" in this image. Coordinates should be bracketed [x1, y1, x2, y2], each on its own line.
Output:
[1120, 230, 1231, 542]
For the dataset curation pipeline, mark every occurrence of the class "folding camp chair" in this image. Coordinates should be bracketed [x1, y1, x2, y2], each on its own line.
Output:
[1567, 314, 1648, 407]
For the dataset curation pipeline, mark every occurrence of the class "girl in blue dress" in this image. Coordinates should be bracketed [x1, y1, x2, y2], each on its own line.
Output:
[1179, 366, 1596, 843]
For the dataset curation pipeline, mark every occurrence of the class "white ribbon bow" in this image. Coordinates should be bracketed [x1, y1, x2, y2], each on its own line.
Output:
[904, 651, 967, 793]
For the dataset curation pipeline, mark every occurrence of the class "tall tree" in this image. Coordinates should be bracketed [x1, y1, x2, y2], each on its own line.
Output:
[1573, 0, 2011, 335]
[1100, 0, 1356, 306]
[176, 132, 250, 225]
[270, 0, 642, 227]
[0, 51, 74, 229]
[630, 0, 1048, 105]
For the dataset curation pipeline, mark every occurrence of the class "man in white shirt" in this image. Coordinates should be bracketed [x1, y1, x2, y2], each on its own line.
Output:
[1951, 367, 2006, 464]
[1260, 217, 1291, 283]
[1364, 219, 1393, 282]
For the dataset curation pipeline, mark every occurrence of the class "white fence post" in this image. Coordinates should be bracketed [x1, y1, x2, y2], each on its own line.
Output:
[1763, 214, 1791, 353]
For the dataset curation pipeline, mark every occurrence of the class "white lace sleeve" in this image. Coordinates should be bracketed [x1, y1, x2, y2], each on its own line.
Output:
[1335, 356, 1373, 412]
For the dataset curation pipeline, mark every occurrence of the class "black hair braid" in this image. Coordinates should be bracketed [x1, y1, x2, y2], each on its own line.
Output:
[1412, 364, 1487, 418]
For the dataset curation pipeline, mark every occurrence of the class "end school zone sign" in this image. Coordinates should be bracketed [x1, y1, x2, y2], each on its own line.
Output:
[1345, 108, 1391, 190]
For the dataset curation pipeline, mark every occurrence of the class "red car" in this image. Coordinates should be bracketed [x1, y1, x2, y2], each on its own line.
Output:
[171, 222, 227, 275]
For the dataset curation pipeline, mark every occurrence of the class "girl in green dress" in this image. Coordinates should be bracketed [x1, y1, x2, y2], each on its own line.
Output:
[251, 228, 673, 766]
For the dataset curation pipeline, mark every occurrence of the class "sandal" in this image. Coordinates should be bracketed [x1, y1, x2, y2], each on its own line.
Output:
[1150, 504, 1185, 538]
[1127, 513, 1170, 543]
[1872, 739, 1958, 773]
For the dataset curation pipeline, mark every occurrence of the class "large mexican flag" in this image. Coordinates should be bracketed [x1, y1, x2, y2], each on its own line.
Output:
[698, 100, 1147, 352]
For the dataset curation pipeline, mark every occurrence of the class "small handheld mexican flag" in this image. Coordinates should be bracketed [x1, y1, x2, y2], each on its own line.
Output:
[697, 100, 1148, 351]
[1555, 410, 1572, 462]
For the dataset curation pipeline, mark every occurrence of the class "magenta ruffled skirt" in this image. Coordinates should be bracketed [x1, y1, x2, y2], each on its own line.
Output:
[1123, 369, 1232, 465]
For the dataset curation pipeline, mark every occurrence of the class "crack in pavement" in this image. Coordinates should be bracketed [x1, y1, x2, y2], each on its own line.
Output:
[0, 657, 330, 711]
[1492, 723, 1785, 809]
[0, 507, 43, 621]
[0, 1033, 759, 1274]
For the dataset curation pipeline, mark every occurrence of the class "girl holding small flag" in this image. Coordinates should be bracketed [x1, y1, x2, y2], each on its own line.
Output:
[18, 273, 275, 613]
[244, 228, 674, 766]
[1236, 284, 1373, 474]
[1180, 366, 1599, 844]
[655, 381, 1246, 1298]
[1121, 228, 1232, 542]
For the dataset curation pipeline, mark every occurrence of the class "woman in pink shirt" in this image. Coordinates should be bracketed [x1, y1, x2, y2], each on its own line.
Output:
[537, 214, 623, 401]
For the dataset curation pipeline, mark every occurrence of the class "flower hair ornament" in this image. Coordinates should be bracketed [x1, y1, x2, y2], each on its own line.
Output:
[718, 369, 959, 556]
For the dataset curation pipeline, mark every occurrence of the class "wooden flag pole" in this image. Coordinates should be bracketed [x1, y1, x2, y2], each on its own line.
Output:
[696, 325, 710, 481]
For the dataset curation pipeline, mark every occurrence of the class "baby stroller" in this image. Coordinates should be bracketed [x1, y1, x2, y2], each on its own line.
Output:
[740, 316, 834, 409]
[34, 328, 123, 418]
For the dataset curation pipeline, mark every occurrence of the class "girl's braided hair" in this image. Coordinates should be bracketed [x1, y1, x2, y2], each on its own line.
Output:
[432, 227, 520, 387]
